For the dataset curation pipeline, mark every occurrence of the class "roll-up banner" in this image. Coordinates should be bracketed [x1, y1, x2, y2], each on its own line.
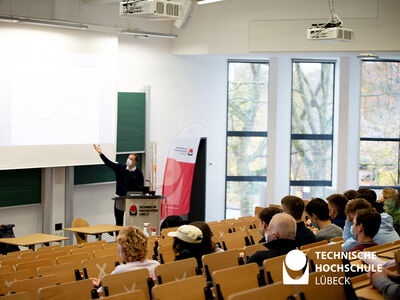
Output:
[161, 124, 202, 219]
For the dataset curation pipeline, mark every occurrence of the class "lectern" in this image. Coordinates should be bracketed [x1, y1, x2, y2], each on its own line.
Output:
[113, 195, 165, 235]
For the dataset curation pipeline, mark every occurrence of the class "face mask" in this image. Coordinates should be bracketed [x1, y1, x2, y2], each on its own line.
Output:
[350, 225, 357, 240]
[264, 233, 269, 242]
[310, 222, 319, 229]
[126, 159, 133, 167]
[117, 244, 124, 261]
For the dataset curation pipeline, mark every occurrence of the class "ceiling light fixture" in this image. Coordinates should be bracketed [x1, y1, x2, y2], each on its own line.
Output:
[0, 15, 88, 30]
[120, 29, 177, 39]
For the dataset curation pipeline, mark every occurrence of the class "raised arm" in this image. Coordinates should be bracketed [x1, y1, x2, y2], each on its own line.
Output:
[94, 144, 118, 171]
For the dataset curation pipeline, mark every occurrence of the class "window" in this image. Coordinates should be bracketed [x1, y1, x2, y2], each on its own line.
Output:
[359, 61, 400, 190]
[290, 61, 335, 199]
[226, 61, 269, 218]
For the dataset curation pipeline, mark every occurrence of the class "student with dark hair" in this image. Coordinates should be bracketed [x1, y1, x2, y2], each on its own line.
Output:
[326, 193, 348, 229]
[281, 195, 316, 247]
[358, 187, 384, 213]
[168, 225, 204, 268]
[344, 189, 359, 201]
[342, 198, 400, 252]
[191, 221, 223, 253]
[305, 198, 343, 241]
[347, 208, 380, 252]
[257, 206, 283, 243]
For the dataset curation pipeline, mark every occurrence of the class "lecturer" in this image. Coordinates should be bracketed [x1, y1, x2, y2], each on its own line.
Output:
[93, 144, 144, 226]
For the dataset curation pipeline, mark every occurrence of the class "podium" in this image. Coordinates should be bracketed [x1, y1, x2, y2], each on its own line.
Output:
[113, 195, 165, 235]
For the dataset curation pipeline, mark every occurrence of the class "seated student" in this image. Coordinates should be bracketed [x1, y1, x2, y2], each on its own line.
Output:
[369, 268, 400, 300]
[347, 208, 380, 252]
[281, 195, 317, 247]
[342, 198, 400, 252]
[191, 221, 223, 253]
[326, 193, 348, 229]
[344, 189, 359, 201]
[257, 206, 283, 243]
[381, 189, 400, 234]
[91, 226, 160, 288]
[168, 225, 204, 267]
[358, 187, 384, 213]
[305, 198, 343, 241]
[247, 213, 297, 266]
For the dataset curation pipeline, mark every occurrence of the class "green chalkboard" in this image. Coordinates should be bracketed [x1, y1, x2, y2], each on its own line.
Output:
[0, 169, 41, 207]
[74, 92, 146, 185]
[117, 92, 146, 153]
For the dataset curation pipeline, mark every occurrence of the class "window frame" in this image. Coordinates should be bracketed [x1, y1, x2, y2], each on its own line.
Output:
[358, 59, 400, 190]
[225, 59, 269, 218]
[289, 59, 336, 189]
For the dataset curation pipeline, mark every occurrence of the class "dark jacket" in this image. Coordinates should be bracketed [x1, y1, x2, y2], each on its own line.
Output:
[100, 154, 144, 196]
[331, 212, 346, 229]
[295, 221, 317, 248]
[247, 238, 297, 266]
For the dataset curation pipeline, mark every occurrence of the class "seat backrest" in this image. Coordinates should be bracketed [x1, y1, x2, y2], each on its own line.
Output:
[220, 231, 247, 250]
[364, 242, 394, 253]
[93, 247, 119, 259]
[202, 249, 239, 280]
[82, 240, 106, 248]
[82, 255, 121, 279]
[152, 275, 206, 300]
[160, 227, 179, 238]
[155, 257, 198, 284]
[103, 243, 119, 250]
[0, 291, 30, 300]
[157, 238, 174, 249]
[15, 259, 52, 278]
[330, 237, 344, 243]
[71, 218, 90, 244]
[18, 252, 38, 261]
[0, 270, 30, 295]
[36, 249, 69, 265]
[102, 268, 151, 300]
[262, 254, 286, 284]
[38, 278, 94, 300]
[297, 271, 347, 300]
[37, 261, 81, 284]
[307, 242, 342, 269]
[212, 263, 260, 300]
[230, 221, 252, 233]
[70, 245, 99, 257]
[36, 245, 61, 253]
[104, 290, 146, 300]
[254, 206, 264, 217]
[227, 282, 296, 300]
[395, 249, 400, 274]
[209, 223, 231, 244]
[1, 257, 37, 270]
[0, 265, 14, 275]
[243, 243, 267, 261]
[299, 240, 328, 251]
[10, 275, 57, 300]
[6, 249, 33, 258]
[157, 246, 176, 264]
[56, 252, 90, 264]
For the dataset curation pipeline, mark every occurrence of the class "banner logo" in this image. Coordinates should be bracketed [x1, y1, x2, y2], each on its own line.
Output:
[129, 205, 137, 216]
[283, 249, 309, 285]
[188, 148, 194, 156]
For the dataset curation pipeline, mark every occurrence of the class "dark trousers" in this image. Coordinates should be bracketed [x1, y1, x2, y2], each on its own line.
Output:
[114, 202, 124, 226]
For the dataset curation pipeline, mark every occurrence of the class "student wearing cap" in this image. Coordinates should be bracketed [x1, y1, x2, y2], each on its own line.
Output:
[168, 224, 204, 267]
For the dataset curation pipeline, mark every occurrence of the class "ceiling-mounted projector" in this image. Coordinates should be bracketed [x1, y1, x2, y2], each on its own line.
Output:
[307, 0, 354, 42]
[307, 25, 354, 42]
[120, 0, 184, 20]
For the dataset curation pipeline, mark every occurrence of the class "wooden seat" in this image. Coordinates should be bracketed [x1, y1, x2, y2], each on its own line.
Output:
[248, 228, 261, 244]
[0, 291, 30, 300]
[262, 254, 286, 284]
[6, 250, 33, 257]
[254, 206, 264, 217]
[36, 245, 61, 253]
[230, 221, 252, 233]
[152, 275, 207, 300]
[37, 250, 69, 265]
[71, 218, 89, 244]
[393, 240, 400, 245]
[330, 237, 344, 243]
[93, 247, 119, 259]
[395, 249, 400, 273]
[307, 242, 342, 272]
[38, 278, 94, 300]
[15, 259, 52, 278]
[157, 246, 176, 264]
[103, 243, 119, 250]
[103, 290, 146, 300]
[70, 245, 98, 257]
[56, 253, 89, 264]
[212, 263, 260, 300]
[299, 240, 328, 250]
[156, 238, 174, 249]
[364, 242, 397, 253]
[243, 243, 267, 261]
[227, 282, 296, 300]
[160, 227, 179, 238]
[155, 257, 198, 284]
[102, 268, 152, 299]
[209, 224, 231, 244]
[37, 261, 81, 283]
[17, 252, 38, 261]
[297, 271, 347, 300]
[82, 240, 106, 248]
[202, 249, 240, 282]
[220, 231, 247, 250]
[1, 257, 37, 270]
[61, 244, 80, 251]
[82, 255, 121, 279]
[10, 275, 57, 300]
[0, 266, 14, 275]
[0, 270, 30, 295]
